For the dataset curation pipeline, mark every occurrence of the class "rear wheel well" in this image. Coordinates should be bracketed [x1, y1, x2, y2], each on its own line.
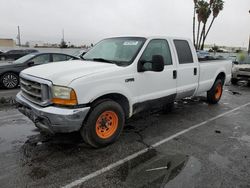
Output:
[215, 72, 225, 84]
[90, 93, 130, 118]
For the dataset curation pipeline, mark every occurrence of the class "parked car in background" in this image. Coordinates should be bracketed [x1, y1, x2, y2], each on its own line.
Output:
[72, 49, 87, 60]
[0, 49, 38, 61]
[0, 52, 79, 89]
[196, 50, 211, 61]
[231, 55, 250, 85]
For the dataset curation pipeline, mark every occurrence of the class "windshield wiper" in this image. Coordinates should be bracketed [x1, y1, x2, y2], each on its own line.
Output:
[92, 58, 116, 64]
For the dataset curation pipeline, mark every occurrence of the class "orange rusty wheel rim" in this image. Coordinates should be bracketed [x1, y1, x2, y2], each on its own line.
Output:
[215, 83, 222, 100]
[95, 111, 118, 139]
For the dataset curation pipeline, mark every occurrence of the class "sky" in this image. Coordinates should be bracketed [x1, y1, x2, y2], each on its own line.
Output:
[0, 0, 250, 47]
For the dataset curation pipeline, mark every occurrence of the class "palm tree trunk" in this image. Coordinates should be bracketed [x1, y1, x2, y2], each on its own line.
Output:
[198, 24, 205, 50]
[196, 21, 201, 50]
[201, 17, 215, 50]
[204, 17, 215, 40]
[193, 6, 196, 48]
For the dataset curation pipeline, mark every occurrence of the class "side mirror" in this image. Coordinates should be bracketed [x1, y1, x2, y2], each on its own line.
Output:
[27, 61, 35, 66]
[151, 55, 164, 72]
[138, 55, 165, 72]
[232, 61, 239, 65]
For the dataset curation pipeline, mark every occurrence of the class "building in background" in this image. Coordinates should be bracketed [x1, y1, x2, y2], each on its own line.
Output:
[0, 38, 15, 47]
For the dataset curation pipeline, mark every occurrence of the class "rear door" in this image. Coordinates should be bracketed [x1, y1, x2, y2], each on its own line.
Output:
[173, 39, 199, 99]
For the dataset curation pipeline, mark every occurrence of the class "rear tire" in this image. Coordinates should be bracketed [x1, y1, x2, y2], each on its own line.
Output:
[0, 72, 19, 89]
[80, 100, 125, 148]
[207, 79, 223, 104]
[231, 78, 238, 85]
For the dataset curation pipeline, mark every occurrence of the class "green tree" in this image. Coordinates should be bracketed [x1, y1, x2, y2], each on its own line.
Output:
[196, 0, 211, 49]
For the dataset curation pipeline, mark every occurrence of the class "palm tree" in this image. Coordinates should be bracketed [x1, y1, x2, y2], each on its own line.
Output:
[193, 0, 198, 48]
[196, 0, 210, 49]
[201, 0, 224, 49]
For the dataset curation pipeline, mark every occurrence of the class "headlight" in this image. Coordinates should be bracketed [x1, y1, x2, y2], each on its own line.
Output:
[52, 85, 78, 106]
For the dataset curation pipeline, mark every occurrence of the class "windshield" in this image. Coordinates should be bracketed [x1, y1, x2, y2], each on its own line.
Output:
[72, 49, 86, 57]
[13, 54, 36, 64]
[83, 37, 146, 66]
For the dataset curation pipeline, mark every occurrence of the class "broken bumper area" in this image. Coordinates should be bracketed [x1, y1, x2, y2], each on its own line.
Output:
[16, 92, 90, 133]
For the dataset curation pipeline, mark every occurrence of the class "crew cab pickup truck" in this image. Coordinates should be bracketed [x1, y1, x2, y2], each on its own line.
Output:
[16, 36, 232, 148]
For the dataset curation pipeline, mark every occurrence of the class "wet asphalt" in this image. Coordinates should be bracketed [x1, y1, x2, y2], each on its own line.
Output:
[0, 84, 250, 188]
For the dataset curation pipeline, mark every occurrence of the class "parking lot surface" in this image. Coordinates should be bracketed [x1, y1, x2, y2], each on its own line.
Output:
[0, 84, 250, 188]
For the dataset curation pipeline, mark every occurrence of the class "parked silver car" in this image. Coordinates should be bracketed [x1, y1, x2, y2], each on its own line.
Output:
[231, 55, 250, 85]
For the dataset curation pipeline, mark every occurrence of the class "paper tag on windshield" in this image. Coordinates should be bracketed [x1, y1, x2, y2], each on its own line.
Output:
[123, 41, 138, 46]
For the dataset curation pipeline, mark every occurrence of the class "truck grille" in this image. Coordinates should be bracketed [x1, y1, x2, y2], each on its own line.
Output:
[239, 68, 250, 72]
[20, 74, 52, 106]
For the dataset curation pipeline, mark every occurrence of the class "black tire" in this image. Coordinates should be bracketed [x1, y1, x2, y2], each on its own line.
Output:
[247, 82, 250, 87]
[80, 100, 125, 148]
[231, 78, 238, 85]
[207, 79, 223, 104]
[0, 72, 19, 89]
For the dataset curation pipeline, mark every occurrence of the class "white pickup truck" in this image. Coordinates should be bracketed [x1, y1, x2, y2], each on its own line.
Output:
[16, 36, 232, 147]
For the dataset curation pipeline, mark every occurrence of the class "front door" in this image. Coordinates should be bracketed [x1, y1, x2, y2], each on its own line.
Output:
[134, 39, 177, 113]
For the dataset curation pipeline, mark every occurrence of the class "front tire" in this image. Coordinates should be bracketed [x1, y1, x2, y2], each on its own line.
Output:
[80, 100, 125, 148]
[0, 72, 19, 89]
[207, 79, 223, 104]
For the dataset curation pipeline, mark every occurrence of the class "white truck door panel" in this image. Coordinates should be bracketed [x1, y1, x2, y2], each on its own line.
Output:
[173, 39, 199, 99]
[135, 39, 177, 103]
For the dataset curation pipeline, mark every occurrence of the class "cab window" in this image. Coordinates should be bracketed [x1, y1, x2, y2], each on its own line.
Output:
[174, 40, 194, 64]
[140, 39, 172, 66]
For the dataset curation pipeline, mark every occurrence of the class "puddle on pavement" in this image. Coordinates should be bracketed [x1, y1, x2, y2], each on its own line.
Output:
[225, 90, 241, 95]
[0, 117, 36, 153]
[108, 149, 201, 188]
[22, 131, 84, 154]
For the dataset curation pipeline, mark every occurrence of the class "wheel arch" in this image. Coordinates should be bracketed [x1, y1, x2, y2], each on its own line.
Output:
[215, 72, 226, 85]
[0, 71, 20, 77]
[90, 93, 131, 119]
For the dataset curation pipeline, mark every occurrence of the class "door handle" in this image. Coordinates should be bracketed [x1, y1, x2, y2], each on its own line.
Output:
[194, 68, 197, 75]
[173, 70, 177, 79]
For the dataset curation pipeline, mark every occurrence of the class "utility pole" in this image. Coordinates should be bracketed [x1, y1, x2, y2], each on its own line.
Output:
[248, 10, 250, 54]
[248, 35, 250, 55]
[17, 26, 21, 46]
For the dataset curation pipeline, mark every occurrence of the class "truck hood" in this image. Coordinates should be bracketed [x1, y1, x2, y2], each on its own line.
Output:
[22, 60, 119, 86]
